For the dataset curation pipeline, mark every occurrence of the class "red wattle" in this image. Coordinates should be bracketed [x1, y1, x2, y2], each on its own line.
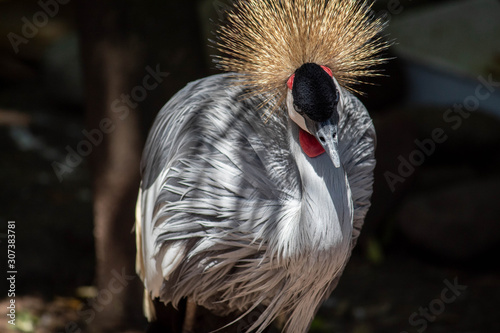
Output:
[299, 129, 326, 158]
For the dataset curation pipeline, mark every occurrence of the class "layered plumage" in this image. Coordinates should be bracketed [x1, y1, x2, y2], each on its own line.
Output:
[136, 0, 384, 332]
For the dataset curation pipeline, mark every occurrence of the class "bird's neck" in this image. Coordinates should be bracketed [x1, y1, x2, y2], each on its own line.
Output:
[286, 120, 353, 261]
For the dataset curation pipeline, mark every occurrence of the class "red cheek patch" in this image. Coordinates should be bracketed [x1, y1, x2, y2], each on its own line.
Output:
[287, 74, 295, 90]
[321, 65, 333, 77]
[299, 129, 326, 158]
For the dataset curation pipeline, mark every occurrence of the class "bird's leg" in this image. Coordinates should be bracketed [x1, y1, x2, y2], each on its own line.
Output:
[182, 298, 198, 333]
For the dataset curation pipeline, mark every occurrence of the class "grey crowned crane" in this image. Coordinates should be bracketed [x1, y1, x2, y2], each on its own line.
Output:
[136, 0, 387, 332]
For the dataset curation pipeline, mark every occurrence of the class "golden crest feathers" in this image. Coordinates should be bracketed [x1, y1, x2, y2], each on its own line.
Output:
[215, 0, 388, 107]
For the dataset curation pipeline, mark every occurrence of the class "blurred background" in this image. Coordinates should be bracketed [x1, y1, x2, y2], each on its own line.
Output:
[0, 0, 499, 332]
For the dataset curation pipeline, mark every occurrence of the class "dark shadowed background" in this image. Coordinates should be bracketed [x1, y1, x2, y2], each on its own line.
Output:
[1, 0, 499, 332]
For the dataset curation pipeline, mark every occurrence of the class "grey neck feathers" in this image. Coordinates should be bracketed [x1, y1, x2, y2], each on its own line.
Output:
[286, 120, 353, 262]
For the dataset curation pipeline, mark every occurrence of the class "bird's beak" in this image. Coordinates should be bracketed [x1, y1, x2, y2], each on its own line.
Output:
[314, 119, 341, 168]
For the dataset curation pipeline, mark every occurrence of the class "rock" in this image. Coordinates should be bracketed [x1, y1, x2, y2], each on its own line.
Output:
[396, 176, 500, 261]
[387, 107, 500, 261]
[365, 106, 500, 261]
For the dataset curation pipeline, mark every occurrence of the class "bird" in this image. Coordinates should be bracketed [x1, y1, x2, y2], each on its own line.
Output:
[135, 0, 387, 332]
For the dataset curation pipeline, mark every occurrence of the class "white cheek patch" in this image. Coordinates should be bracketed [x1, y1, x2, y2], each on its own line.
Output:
[286, 90, 310, 133]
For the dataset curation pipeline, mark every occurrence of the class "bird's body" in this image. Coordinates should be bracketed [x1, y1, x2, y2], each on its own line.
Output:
[136, 1, 386, 332]
[137, 74, 375, 332]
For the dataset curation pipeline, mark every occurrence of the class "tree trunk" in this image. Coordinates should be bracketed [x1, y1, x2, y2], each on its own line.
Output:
[77, 0, 206, 331]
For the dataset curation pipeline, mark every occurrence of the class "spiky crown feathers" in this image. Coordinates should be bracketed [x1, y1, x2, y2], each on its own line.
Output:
[215, 0, 388, 109]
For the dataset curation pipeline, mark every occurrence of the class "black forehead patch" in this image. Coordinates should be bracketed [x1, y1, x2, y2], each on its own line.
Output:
[292, 63, 338, 122]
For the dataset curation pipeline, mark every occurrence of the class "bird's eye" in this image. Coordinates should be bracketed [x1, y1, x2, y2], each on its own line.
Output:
[287, 74, 295, 90]
[293, 102, 304, 115]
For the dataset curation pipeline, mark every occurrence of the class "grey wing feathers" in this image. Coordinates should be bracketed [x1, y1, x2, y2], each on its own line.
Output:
[339, 92, 376, 248]
[137, 74, 299, 311]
